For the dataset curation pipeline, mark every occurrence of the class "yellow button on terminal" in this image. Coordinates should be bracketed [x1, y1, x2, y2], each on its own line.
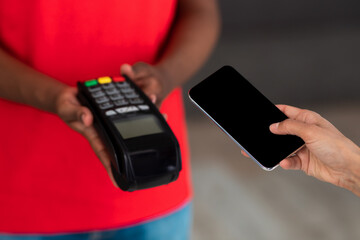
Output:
[98, 76, 112, 84]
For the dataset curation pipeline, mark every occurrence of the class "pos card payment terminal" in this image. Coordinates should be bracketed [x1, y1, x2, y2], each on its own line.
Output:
[77, 76, 181, 191]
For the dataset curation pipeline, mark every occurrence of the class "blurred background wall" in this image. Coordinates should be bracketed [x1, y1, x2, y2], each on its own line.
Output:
[184, 1, 360, 239]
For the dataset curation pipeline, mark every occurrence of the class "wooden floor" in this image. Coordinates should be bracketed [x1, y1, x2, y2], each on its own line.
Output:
[188, 103, 360, 240]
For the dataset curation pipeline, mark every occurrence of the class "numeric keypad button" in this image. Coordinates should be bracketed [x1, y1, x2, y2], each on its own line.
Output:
[88, 86, 101, 92]
[115, 82, 130, 88]
[105, 88, 120, 95]
[99, 102, 114, 109]
[130, 98, 144, 104]
[125, 93, 139, 99]
[95, 96, 110, 104]
[114, 99, 129, 106]
[109, 93, 124, 101]
[91, 90, 105, 98]
[101, 83, 115, 90]
[138, 105, 149, 110]
[105, 110, 117, 116]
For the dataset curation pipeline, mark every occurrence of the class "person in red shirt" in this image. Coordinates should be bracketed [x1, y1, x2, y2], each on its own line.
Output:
[0, 0, 220, 239]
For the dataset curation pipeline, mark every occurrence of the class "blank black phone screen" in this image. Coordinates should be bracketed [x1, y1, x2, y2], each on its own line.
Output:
[189, 66, 304, 169]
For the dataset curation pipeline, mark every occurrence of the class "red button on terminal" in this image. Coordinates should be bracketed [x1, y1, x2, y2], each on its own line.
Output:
[112, 76, 125, 82]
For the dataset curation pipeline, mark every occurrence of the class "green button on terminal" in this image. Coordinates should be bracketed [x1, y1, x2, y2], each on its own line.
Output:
[84, 79, 98, 87]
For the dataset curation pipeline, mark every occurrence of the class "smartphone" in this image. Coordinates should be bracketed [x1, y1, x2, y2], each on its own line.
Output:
[188, 66, 304, 170]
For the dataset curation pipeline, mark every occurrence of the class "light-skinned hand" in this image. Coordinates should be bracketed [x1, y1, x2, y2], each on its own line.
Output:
[269, 105, 360, 196]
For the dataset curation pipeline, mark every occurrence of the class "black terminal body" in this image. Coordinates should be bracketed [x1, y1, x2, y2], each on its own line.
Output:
[77, 76, 181, 191]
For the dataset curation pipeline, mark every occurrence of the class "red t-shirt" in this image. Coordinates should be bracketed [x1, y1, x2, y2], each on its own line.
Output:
[0, 0, 192, 233]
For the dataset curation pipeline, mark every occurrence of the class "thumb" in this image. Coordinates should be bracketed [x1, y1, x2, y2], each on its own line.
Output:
[79, 106, 93, 127]
[120, 63, 135, 79]
[270, 119, 316, 142]
[61, 103, 93, 127]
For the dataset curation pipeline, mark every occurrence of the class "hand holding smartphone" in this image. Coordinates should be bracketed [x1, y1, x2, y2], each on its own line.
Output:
[188, 66, 304, 170]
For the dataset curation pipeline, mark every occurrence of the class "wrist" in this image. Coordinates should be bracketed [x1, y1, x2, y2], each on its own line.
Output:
[53, 85, 76, 116]
[154, 63, 176, 98]
[12, 73, 68, 114]
[41, 78, 68, 114]
[343, 146, 360, 196]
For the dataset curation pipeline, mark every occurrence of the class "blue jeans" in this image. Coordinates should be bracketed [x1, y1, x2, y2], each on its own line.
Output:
[0, 203, 192, 240]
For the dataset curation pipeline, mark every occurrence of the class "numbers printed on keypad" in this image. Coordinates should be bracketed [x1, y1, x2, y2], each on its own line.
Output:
[84, 77, 150, 116]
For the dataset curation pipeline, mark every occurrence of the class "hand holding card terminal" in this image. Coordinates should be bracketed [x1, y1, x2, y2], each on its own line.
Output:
[77, 76, 181, 191]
